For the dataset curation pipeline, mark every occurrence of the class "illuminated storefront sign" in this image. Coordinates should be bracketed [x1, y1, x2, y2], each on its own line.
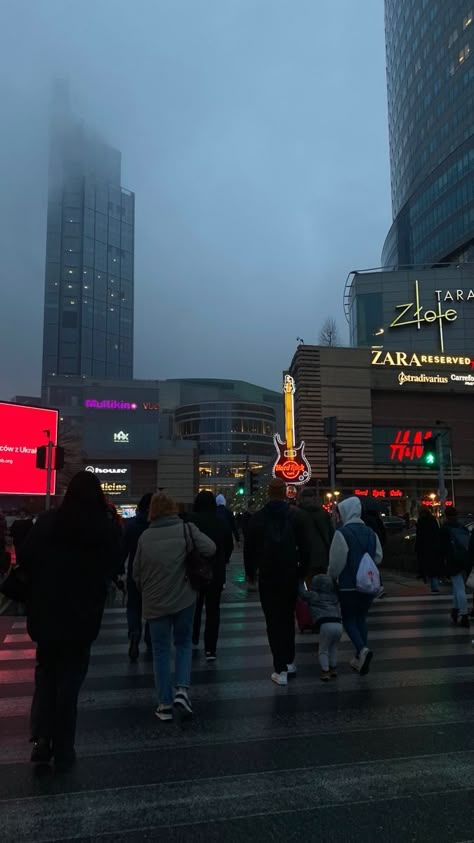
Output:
[113, 431, 129, 443]
[389, 280, 458, 351]
[85, 465, 128, 475]
[389, 430, 432, 462]
[85, 464, 130, 498]
[85, 400, 159, 411]
[85, 400, 138, 410]
[371, 349, 472, 367]
[398, 371, 449, 385]
[373, 426, 449, 466]
[273, 374, 311, 486]
[355, 488, 404, 499]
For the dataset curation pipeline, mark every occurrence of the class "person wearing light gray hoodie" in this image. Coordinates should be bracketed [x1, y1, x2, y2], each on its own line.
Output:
[300, 568, 343, 681]
[328, 496, 383, 675]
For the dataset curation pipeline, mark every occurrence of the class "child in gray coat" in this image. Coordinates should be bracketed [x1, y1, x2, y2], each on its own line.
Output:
[301, 567, 343, 681]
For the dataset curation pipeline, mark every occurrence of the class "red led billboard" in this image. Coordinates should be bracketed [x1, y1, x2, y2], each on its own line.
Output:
[0, 402, 59, 495]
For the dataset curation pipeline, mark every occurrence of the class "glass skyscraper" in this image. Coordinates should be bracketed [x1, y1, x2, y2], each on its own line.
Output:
[42, 106, 134, 388]
[383, 1, 474, 267]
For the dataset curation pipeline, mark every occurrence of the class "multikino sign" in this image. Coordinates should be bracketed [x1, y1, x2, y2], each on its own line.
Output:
[85, 400, 137, 410]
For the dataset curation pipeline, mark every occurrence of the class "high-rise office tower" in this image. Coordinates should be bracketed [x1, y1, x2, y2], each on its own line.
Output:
[383, 1, 474, 267]
[42, 86, 134, 388]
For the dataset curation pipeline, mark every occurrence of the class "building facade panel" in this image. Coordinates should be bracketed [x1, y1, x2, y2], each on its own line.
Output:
[383, 0, 474, 266]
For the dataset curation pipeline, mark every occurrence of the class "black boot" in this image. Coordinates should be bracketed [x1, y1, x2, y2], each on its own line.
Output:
[128, 638, 139, 662]
[459, 614, 470, 628]
[450, 608, 459, 625]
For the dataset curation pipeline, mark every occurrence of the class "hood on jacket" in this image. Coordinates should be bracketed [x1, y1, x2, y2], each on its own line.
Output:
[216, 494, 226, 507]
[337, 496, 361, 524]
[299, 499, 324, 513]
[263, 500, 289, 518]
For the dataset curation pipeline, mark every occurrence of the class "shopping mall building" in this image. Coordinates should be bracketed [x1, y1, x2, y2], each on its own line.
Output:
[290, 265, 474, 515]
[32, 376, 281, 509]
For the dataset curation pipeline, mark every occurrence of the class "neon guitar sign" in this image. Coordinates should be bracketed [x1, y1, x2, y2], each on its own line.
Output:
[272, 374, 311, 486]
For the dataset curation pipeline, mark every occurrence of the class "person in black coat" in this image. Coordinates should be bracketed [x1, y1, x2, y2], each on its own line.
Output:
[439, 507, 474, 627]
[123, 493, 153, 661]
[187, 491, 233, 660]
[415, 509, 443, 592]
[17, 471, 122, 769]
[244, 479, 311, 685]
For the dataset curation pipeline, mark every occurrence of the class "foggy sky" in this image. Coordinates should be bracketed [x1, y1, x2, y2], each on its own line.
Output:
[0, 0, 390, 400]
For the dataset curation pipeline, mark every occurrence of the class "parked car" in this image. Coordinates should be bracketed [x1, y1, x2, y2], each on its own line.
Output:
[381, 515, 406, 534]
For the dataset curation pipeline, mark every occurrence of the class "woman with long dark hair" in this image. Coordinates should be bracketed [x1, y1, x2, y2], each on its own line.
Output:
[18, 471, 122, 769]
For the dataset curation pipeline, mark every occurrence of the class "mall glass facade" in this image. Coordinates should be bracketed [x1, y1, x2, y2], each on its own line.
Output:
[383, 0, 474, 266]
[42, 121, 134, 388]
[175, 401, 277, 493]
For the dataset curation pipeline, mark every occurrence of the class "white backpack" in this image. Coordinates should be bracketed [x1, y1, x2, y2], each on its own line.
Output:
[356, 552, 381, 595]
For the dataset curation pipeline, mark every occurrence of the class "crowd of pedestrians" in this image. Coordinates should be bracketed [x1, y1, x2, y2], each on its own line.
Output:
[2, 469, 474, 771]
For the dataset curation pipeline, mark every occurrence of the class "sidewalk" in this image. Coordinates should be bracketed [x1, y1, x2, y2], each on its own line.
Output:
[225, 552, 454, 601]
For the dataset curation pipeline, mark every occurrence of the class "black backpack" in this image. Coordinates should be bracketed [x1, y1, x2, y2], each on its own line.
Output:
[260, 511, 298, 579]
[450, 526, 471, 572]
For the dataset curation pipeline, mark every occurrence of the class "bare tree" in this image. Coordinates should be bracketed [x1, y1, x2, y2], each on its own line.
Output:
[319, 317, 340, 346]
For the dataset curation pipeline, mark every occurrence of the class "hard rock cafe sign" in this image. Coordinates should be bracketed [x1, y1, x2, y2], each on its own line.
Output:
[272, 375, 311, 486]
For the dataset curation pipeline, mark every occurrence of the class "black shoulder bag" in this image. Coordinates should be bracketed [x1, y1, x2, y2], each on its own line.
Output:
[183, 523, 213, 591]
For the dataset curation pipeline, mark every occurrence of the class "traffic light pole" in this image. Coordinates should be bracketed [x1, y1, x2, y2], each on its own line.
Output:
[436, 435, 446, 514]
[329, 439, 336, 492]
[45, 439, 54, 511]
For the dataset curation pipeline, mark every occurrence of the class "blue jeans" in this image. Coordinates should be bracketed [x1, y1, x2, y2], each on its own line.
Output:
[149, 603, 195, 706]
[339, 591, 373, 657]
[430, 577, 440, 592]
[451, 573, 467, 615]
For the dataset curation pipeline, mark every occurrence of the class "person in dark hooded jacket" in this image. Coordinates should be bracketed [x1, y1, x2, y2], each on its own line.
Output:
[415, 508, 443, 592]
[187, 491, 232, 660]
[298, 487, 334, 577]
[17, 471, 122, 769]
[244, 478, 311, 686]
[123, 493, 153, 661]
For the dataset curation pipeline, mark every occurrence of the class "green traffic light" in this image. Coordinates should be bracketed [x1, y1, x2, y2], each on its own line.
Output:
[237, 486, 245, 495]
[425, 453, 435, 465]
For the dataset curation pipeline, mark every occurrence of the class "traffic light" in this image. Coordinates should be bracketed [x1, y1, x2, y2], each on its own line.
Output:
[36, 446, 47, 469]
[236, 478, 246, 496]
[423, 437, 437, 467]
[249, 471, 260, 495]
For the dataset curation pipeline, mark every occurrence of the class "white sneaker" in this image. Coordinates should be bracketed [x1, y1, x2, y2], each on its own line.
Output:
[155, 705, 173, 721]
[271, 671, 288, 686]
[350, 656, 360, 672]
[287, 663, 297, 677]
[358, 647, 373, 675]
[174, 688, 193, 714]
